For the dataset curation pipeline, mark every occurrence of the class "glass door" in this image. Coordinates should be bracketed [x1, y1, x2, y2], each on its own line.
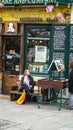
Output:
[4, 36, 20, 75]
[24, 25, 51, 74]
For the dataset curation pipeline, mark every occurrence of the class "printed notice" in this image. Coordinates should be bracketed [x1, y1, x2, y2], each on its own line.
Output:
[35, 46, 47, 62]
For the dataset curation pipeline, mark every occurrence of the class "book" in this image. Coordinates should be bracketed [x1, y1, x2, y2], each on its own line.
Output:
[48, 59, 64, 72]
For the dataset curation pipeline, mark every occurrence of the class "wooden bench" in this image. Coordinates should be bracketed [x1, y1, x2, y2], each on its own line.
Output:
[10, 85, 42, 101]
[10, 86, 22, 101]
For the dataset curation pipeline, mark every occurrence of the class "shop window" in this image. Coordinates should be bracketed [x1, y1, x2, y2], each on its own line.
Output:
[5, 37, 20, 74]
[26, 26, 51, 73]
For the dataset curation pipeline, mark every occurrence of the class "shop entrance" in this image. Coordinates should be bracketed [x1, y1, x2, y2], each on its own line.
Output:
[2, 36, 20, 75]
[2, 36, 20, 94]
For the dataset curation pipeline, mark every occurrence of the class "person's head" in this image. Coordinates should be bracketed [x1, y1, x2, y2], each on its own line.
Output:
[69, 61, 73, 69]
[24, 69, 30, 76]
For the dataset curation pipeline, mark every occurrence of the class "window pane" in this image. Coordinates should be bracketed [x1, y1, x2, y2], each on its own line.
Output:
[27, 27, 50, 73]
[5, 37, 20, 74]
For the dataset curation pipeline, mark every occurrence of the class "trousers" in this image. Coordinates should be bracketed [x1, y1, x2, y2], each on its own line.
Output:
[19, 83, 34, 96]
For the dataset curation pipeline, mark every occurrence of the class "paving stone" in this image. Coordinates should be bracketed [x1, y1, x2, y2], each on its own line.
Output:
[0, 95, 73, 130]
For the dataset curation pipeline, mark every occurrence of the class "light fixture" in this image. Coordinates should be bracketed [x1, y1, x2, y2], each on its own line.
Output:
[40, 40, 42, 43]
[56, 2, 59, 7]
[68, 3, 71, 8]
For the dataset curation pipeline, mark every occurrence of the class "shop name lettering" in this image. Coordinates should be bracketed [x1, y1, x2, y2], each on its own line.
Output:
[0, 0, 57, 4]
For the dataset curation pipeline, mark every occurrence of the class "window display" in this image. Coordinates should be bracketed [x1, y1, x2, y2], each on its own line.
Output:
[26, 26, 51, 73]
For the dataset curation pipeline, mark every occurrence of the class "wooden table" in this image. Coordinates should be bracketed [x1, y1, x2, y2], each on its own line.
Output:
[37, 78, 68, 110]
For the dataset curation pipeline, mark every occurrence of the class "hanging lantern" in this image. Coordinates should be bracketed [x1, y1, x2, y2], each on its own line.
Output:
[0, 3, 4, 8]
[46, 5, 54, 13]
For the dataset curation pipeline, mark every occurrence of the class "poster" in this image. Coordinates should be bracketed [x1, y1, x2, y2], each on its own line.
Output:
[35, 46, 47, 62]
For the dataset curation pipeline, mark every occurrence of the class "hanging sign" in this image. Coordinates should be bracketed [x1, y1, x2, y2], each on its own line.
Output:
[5, 21, 17, 35]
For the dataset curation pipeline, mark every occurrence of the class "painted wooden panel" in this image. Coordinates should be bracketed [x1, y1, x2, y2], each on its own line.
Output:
[4, 21, 17, 35]
[0, 5, 71, 23]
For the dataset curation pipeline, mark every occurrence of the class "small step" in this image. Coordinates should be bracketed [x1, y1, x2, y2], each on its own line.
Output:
[0, 94, 10, 100]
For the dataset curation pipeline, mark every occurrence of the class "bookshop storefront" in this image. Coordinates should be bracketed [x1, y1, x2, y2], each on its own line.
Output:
[0, 0, 72, 94]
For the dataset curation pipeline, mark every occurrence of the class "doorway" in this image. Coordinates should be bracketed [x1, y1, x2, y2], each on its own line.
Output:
[2, 36, 21, 94]
[3, 36, 20, 75]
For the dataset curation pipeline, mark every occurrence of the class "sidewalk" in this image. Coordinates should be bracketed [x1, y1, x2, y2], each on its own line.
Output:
[0, 94, 73, 130]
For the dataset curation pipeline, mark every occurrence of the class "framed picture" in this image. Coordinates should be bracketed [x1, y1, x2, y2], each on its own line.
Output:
[5, 21, 17, 35]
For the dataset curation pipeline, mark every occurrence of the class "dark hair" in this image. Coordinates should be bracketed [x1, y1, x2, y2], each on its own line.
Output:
[69, 61, 73, 69]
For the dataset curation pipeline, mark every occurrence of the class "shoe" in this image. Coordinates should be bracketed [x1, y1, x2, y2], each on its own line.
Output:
[30, 93, 34, 98]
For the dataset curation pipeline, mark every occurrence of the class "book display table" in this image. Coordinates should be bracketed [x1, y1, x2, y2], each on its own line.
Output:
[37, 78, 68, 110]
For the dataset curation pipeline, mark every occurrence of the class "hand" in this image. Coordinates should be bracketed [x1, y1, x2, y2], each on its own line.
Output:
[29, 85, 32, 89]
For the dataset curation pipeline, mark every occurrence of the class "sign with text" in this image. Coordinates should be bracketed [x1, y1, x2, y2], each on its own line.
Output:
[35, 46, 47, 63]
[0, 0, 56, 5]
[0, 0, 71, 5]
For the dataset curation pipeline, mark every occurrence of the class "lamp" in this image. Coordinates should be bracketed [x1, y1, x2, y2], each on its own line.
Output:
[68, 3, 71, 8]
[56, 2, 59, 7]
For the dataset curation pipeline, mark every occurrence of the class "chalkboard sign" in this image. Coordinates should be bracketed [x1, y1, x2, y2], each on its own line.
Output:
[49, 24, 73, 78]
[69, 53, 73, 62]
[70, 25, 73, 50]
[50, 24, 68, 78]
[53, 25, 66, 50]
[52, 71, 64, 79]
[53, 52, 65, 62]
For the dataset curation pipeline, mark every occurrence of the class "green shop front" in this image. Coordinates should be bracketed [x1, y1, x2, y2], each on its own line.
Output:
[0, 0, 72, 95]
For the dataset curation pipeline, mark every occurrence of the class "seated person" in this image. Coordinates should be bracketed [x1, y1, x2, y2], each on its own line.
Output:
[19, 69, 34, 97]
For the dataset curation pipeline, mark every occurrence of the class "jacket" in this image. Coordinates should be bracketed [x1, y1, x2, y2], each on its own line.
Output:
[21, 75, 34, 88]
